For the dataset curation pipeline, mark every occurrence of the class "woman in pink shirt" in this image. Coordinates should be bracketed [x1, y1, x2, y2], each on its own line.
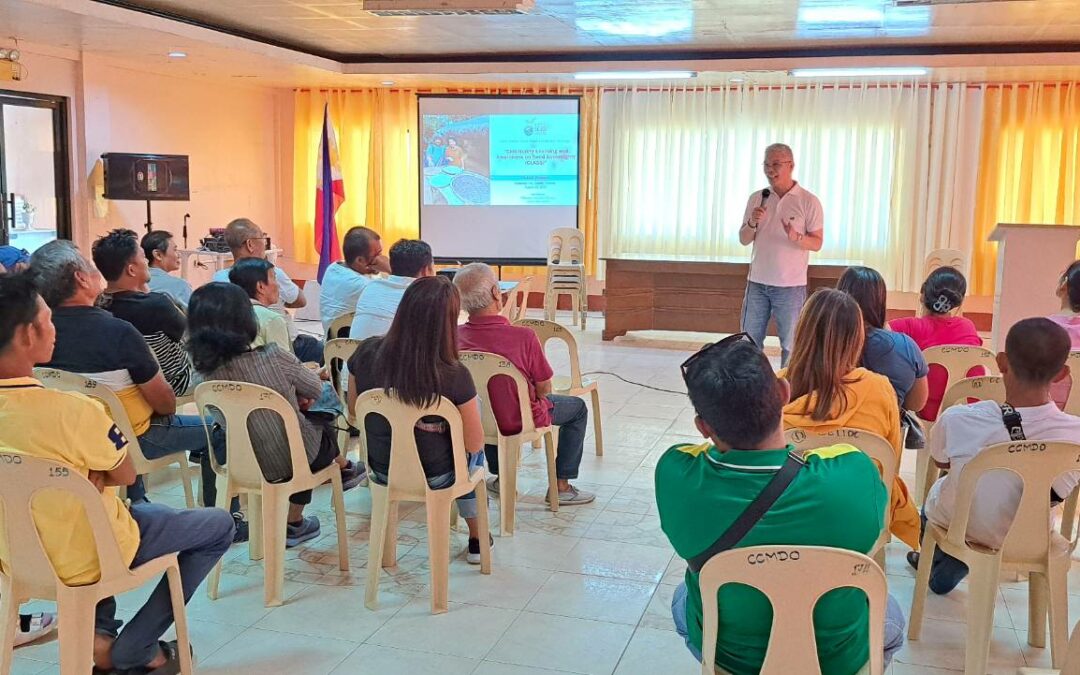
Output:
[889, 266, 982, 420]
[1048, 260, 1080, 408]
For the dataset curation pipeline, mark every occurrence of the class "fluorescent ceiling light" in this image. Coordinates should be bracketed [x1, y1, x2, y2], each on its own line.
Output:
[798, 6, 884, 23]
[575, 16, 691, 38]
[168, 51, 187, 58]
[790, 66, 928, 77]
[573, 71, 696, 81]
[380, 80, 395, 86]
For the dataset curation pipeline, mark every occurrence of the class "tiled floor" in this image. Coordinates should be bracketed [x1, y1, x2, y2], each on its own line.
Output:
[11, 313, 1068, 674]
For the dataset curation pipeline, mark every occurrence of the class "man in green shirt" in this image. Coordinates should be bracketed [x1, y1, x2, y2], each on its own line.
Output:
[656, 335, 905, 674]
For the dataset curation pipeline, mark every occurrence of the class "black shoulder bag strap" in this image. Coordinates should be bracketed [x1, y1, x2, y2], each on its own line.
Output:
[1000, 403, 1063, 504]
[688, 451, 806, 574]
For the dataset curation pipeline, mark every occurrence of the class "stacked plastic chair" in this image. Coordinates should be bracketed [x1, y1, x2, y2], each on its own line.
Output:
[544, 227, 587, 330]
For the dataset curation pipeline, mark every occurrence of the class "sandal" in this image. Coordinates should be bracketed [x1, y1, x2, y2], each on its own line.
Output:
[107, 640, 192, 675]
[13, 611, 56, 647]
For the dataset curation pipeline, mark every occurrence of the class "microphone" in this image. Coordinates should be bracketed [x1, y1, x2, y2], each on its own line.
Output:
[760, 188, 771, 205]
[182, 213, 190, 248]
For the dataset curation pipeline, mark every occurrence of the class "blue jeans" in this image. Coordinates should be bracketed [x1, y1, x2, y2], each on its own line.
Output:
[919, 511, 970, 594]
[95, 503, 234, 670]
[293, 334, 324, 365]
[671, 581, 905, 669]
[372, 451, 485, 520]
[740, 281, 807, 367]
[133, 414, 224, 503]
[484, 394, 587, 480]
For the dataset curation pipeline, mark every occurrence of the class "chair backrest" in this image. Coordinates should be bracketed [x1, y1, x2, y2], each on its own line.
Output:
[193, 381, 312, 490]
[924, 248, 967, 279]
[922, 345, 997, 394]
[940, 375, 1006, 413]
[327, 312, 355, 341]
[1065, 351, 1080, 417]
[946, 441, 1080, 562]
[783, 428, 897, 506]
[499, 276, 533, 322]
[0, 451, 130, 593]
[458, 351, 539, 440]
[514, 318, 584, 389]
[33, 367, 148, 465]
[548, 227, 584, 265]
[324, 338, 363, 415]
[698, 545, 887, 675]
[353, 390, 469, 499]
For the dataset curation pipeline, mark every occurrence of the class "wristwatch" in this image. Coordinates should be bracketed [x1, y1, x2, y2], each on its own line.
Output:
[746, 221, 757, 230]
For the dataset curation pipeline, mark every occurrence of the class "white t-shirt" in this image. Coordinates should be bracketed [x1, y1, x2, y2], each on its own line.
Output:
[741, 183, 824, 288]
[319, 262, 373, 335]
[349, 275, 414, 340]
[925, 400, 1080, 549]
[212, 264, 301, 340]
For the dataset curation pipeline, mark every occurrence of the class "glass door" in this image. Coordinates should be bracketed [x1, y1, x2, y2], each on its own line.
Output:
[0, 91, 71, 252]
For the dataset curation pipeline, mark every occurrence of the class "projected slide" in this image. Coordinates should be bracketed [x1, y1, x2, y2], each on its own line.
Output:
[422, 113, 578, 207]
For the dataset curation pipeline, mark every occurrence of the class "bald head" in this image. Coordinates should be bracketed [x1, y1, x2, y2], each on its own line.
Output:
[454, 262, 500, 315]
[223, 218, 267, 259]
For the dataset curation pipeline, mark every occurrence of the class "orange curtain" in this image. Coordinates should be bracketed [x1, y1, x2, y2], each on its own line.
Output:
[292, 86, 600, 277]
[971, 83, 1080, 295]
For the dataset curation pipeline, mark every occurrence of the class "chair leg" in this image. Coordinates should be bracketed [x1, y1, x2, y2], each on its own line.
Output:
[570, 291, 579, 327]
[915, 448, 929, 507]
[590, 389, 604, 457]
[1061, 491, 1078, 539]
[1047, 557, 1071, 667]
[425, 496, 452, 614]
[476, 480, 492, 575]
[964, 558, 1001, 675]
[908, 534, 936, 640]
[1029, 571, 1048, 649]
[0, 578, 19, 675]
[207, 479, 233, 600]
[366, 484, 390, 610]
[383, 502, 399, 568]
[500, 438, 519, 536]
[261, 490, 289, 607]
[248, 492, 264, 562]
[165, 565, 195, 675]
[872, 545, 886, 572]
[178, 460, 195, 509]
[544, 430, 559, 513]
[57, 593, 95, 675]
[330, 471, 350, 573]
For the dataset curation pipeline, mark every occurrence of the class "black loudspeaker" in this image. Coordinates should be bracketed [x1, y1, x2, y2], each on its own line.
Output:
[102, 153, 190, 201]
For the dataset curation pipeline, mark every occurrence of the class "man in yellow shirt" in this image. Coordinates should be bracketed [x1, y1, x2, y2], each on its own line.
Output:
[0, 271, 234, 674]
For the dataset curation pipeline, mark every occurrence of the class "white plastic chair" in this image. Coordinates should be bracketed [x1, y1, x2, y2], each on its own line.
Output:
[326, 311, 355, 341]
[195, 381, 349, 607]
[459, 351, 559, 536]
[699, 545, 887, 675]
[924, 248, 967, 280]
[1018, 619, 1080, 674]
[34, 367, 196, 508]
[545, 228, 587, 329]
[499, 276, 533, 322]
[515, 318, 603, 456]
[355, 390, 492, 614]
[325, 337, 365, 465]
[0, 452, 193, 675]
[1063, 351, 1080, 417]
[915, 346, 998, 505]
[784, 428, 897, 569]
[909, 441, 1080, 674]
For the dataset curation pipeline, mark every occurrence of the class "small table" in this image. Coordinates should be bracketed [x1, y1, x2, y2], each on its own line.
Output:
[178, 248, 282, 280]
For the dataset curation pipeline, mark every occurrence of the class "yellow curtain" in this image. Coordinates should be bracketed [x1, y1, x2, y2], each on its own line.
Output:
[971, 83, 1080, 295]
[292, 86, 600, 278]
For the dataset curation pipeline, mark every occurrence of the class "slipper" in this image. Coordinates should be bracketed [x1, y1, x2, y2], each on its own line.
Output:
[13, 612, 56, 647]
[106, 640, 192, 675]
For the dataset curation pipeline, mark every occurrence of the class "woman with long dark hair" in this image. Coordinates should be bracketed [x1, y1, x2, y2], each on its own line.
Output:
[837, 266, 929, 412]
[782, 288, 920, 550]
[346, 275, 490, 563]
[188, 282, 364, 548]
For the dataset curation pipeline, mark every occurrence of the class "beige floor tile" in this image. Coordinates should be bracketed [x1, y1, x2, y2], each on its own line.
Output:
[195, 627, 358, 674]
[524, 571, 655, 625]
[613, 627, 698, 675]
[445, 560, 554, 610]
[639, 581, 678, 632]
[8, 658, 53, 675]
[163, 617, 248, 664]
[366, 597, 519, 658]
[489, 531, 583, 571]
[661, 557, 687, 587]
[615, 402, 686, 423]
[1001, 584, 1080, 632]
[899, 617, 1025, 674]
[252, 583, 407, 642]
[889, 663, 963, 674]
[328, 644, 480, 675]
[182, 572, 306, 627]
[889, 573, 1013, 628]
[487, 611, 635, 675]
[473, 662, 582, 675]
[583, 509, 669, 549]
[558, 539, 674, 584]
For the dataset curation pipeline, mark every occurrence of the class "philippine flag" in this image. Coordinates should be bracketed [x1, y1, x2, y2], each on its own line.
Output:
[314, 103, 345, 283]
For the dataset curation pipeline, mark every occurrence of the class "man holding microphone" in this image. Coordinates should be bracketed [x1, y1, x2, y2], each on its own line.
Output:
[738, 143, 824, 366]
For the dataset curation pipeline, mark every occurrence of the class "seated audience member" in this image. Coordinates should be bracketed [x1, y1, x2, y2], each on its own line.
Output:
[211, 218, 323, 364]
[320, 226, 389, 337]
[349, 239, 435, 340]
[455, 262, 595, 505]
[347, 276, 492, 562]
[1048, 260, 1080, 409]
[657, 334, 904, 672]
[30, 240, 219, 505]
[889, 266, 982, 421]
[93, 228, 194, 397]
[838, 266, 929, 412]
[0, 245, 30, 274]
[0, 271, 234, 674]
[229, 257, 291, 352]
[187, 283, 364, 547]
[782, 288, 921, 550]
[141, 229, 193, 309]
[912, 317, 1080, 593]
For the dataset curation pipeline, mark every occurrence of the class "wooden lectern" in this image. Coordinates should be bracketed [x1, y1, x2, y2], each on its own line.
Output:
[989, 223, 1080, 350]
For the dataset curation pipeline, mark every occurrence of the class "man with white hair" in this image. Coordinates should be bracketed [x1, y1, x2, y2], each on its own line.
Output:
[455, 263, 594, 505]
[738, 143, 824, 366]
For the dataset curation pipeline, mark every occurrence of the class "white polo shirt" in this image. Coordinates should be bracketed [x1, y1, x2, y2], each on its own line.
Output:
[213, 264, 301, 341]
[319, 262, 374, 334]
[925, 400, 1080, 549]
[742, 182, 824, 288]
[349, 275, 415, 340]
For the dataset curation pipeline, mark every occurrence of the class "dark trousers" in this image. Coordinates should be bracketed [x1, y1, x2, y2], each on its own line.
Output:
[484, 394, 588, 480]
[919, 511, 970, 594]
[293, 334, 325, 365]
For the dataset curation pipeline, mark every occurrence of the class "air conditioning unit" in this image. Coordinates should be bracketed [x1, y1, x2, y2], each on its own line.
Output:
[363, 0, 534, 15]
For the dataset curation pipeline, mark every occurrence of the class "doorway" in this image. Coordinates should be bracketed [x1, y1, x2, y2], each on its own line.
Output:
[0, 90, 72, 252]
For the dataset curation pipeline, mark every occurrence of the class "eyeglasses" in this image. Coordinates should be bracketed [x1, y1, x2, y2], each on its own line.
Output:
[762, 161, 793, 170]
[680, 332, 756, 381]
